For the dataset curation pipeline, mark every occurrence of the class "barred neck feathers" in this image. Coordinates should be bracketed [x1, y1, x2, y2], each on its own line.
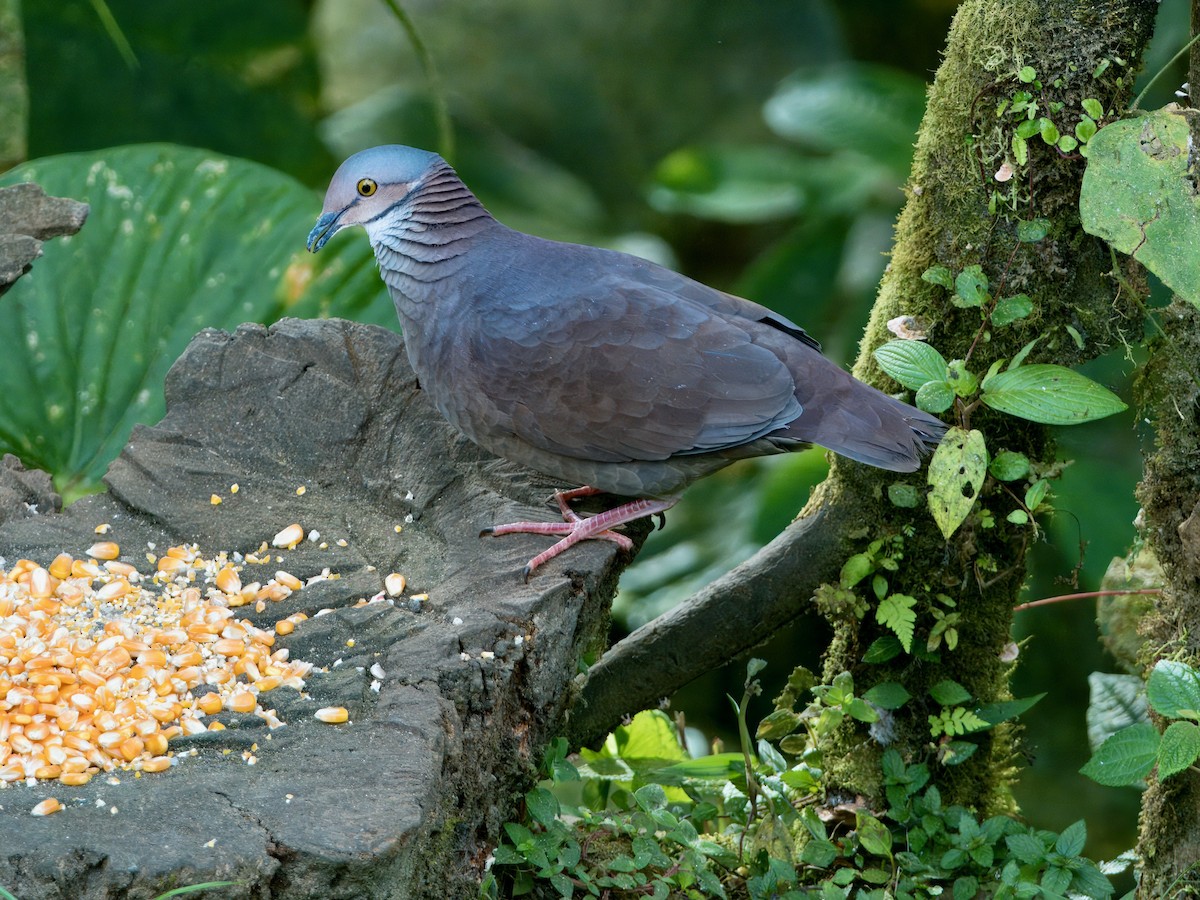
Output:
[368, 160, 493, 283]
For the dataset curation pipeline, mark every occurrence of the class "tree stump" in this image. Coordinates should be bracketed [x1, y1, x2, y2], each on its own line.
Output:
[0, 318, 632, 899]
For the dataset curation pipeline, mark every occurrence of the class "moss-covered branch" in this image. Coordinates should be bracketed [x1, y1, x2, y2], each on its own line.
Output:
[817, 0, 1156, 814]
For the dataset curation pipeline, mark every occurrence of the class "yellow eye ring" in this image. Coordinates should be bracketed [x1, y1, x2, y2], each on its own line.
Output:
[356, 178, 377, 197]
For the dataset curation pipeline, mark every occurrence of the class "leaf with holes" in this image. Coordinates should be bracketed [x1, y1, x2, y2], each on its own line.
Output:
[927, 427, 988, 539]
[980, 364, 1126, 425]
[1081, 110, 1200, 308]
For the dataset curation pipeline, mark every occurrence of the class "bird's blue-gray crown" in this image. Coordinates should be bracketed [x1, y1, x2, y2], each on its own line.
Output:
[306, 145, 442, 252]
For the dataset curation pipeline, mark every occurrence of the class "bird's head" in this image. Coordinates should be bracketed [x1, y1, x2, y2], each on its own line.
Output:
[306, 145, 442, 252]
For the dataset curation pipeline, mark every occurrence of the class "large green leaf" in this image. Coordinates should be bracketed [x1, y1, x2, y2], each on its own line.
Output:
[980, 364, 1127, 425]
[0, 143, 384, 497]
[1080, 110, 1200, 307]
[763, 63, 927, 178]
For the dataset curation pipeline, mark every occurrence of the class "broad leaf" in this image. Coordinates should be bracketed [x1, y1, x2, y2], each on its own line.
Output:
[1079, 723, 1159, 787]
[0, 144, 384, 497]
[989, 450, 1030, 481]
[929, 679, 972, 706]
[980, 364, 1126, 425]
[1147, 659, 1200, 720]
[1157, 721, 1200, 780]
[764, 63, 926, 178]
[1086, 672, 1149, 751]
[927, 427, 987, 539]
[973, 693, 1046, 728]
[863, 681, 911, 710]
[991, 294, 1033, 326]
[874, 339, 948, 391]
[1081, 110, 1200, 308]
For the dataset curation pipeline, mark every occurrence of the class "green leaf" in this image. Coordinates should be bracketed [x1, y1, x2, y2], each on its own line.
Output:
[864, 681, 911, 710]
[989, 450, 1030, 481]
[802, 838, 839, 868]
[1081, 110, 1200, 308]
[856, 811, 893, 857]
[916, 380, 956, 413]
[876, 593, 917, 653]
[764, 63, 927, 178]
[1079, 723, 1160, 786]
[649, 145, 808, 224]
[981, 364, 1127, 424]
[945, 359, 979, 398]
[1076, 116, 1098, 143]
[874, 340, 949, 391]
[930, 680, 972, 706]
[0, 144, 384, 496]
[1039, 118, 1060, 144]
[887, 483, 920, 508]
[1082, 98, 1104, 119]
[974, 693, 1046, 728]
[840, 552, 875, 588]
[1012, 134, 1029, 166]
[1086, 672, 1149, 751]
[1006, 832, 1046, 865]
[1008, 336, 1041, 370]
[953, 265, 989, 308]
[1024, 479, 1050, 511]
[1157, 721, 1200, 780]
[1016, 219, 1049, 242]
[864, 635, 903, 664]
[1147, 659, 1200, 720]
[954, 876, 980, 900]
[525, 787, 560, 827]
[922, 265, 954, 289]
[1017, 66, 1037, 83]
[927, 427, 988, 539]
[1006, 509, 1029, 525]
[1057, 134, 1079, 153]
[992, 294, 1034, 327]
[757, 709, 802, 741]
[940, 740, 979, 766]
[1056, 820, 1087, 857]
[1015, 118, 1042, 139]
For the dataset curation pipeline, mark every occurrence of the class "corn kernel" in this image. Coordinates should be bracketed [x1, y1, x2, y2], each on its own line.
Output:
[87, 542, 120, 561]
[315, 706, 349, 724]
[31, 797, 63, 816]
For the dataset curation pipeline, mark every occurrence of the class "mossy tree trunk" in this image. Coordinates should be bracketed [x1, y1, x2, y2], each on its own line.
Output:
[1130, 4, 1200, 893]
[814, 0, 1156, 813]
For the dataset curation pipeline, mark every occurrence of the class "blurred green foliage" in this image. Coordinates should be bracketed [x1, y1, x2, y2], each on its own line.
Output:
[6, 0, 1193, 875]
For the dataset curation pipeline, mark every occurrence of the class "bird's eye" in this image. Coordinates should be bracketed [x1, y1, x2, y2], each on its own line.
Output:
[356, 178, 378, 197]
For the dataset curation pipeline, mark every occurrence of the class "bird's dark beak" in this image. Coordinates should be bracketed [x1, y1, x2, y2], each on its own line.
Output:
[307, 210, 343, 253]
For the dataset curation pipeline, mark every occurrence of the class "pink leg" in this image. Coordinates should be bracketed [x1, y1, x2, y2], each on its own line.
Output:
[481, 488, 677, 580]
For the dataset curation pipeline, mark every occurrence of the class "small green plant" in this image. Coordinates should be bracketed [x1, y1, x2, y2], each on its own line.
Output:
[1082, 659, 1200, 787]
[875, 262, 1126, 542]
[487, 663, 1087, 899]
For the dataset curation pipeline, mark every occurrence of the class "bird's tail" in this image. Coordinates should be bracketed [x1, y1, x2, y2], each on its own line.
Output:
[787, 363, 948, 473]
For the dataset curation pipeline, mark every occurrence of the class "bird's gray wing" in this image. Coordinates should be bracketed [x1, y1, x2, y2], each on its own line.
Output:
[456, 270, 802, 465]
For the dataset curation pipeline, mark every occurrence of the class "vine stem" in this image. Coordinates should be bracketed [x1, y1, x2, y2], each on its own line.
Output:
[379, 0, 456, 163]
[1130, 30, 1200, 111]
[1012, 588, 1160, 612]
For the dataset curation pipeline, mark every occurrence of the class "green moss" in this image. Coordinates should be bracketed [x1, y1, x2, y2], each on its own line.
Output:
[822, 0, 1155, 818]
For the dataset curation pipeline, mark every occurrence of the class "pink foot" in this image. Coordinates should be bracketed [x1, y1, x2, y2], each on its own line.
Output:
[481, 487, 677, 580]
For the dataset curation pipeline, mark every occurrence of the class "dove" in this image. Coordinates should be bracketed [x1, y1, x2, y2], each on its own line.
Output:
[308, 145, 945, 577]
